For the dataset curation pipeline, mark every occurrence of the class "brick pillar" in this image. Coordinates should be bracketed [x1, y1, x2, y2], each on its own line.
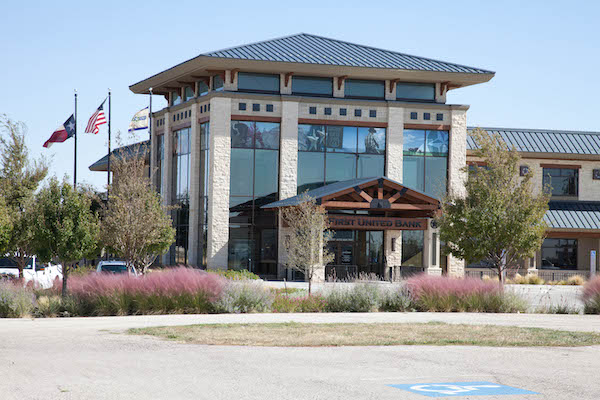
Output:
[206, 97, 232, 270]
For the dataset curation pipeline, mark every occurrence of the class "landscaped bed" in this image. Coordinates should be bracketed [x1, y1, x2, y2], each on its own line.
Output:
[129, 322, 600, 347]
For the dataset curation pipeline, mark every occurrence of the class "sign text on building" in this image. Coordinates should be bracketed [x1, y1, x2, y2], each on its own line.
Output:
[327, 215, 427, 230]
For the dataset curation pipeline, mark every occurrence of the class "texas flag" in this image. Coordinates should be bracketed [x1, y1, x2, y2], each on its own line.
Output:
[44, 115, 76, 148]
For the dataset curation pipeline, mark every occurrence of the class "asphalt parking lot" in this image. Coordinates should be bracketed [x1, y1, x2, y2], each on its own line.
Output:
[2, 313, 599, 399]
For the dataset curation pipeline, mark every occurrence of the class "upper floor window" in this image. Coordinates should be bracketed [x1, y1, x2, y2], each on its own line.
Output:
[543, 168, 578, 197]
[344, 79, 385, 100]
[396, 82, 435, 102]
[213, 75, 224, 91]
[541, 238, 577, 270]
[237, 72, 280, 94]
[197, 80, 209, 96]
[403, 129, 449, 199]
[171, 91, 181, 106]
[292, 76, 333, 97]
[183, 86, 194, 102]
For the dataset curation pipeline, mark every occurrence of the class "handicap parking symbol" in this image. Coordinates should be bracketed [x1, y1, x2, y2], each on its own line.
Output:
[388, 381, 538, 397]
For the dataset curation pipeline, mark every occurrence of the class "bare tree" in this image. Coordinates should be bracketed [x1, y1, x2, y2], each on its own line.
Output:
[100, 142, 175, 274]
[281, 193, 334, 294]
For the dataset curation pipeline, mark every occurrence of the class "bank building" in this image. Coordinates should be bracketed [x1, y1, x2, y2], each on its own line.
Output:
[92, 33, 600, 281]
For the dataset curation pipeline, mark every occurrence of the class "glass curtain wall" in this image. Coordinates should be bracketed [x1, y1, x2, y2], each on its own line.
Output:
[197, 122, 210, 267]
[297, 124, 386, 193]
[171, 128, 191, 265]
[403, 129, 449, 199]
[156, 135, 164, 194]
[229, 121, 280, 276]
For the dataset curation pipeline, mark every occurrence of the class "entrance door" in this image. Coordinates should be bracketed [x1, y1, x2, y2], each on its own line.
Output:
[326, 230, 384, 280]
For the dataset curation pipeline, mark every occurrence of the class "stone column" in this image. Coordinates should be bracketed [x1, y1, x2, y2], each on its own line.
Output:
[206, 97, 232, 270]
[384, 230, 402, 281]
[424, 220, 442, 276]
[187, 103, 200, 266]
[446, 107, 469, 277]
[277, 101, 299, 278]
[280, 73, 292, 95]
[333, 77, 344, 98]
[527, 254, 538, 275]
[385, 80, 396, 101]
[161, 110, 172, 264]
[386, 105, 404, 181]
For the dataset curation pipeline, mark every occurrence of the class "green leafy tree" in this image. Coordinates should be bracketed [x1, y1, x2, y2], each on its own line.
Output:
[101, 143, 175, 274]
[281, 193, 334, 294]
[0, 115, 48, 280]
[438, 128, 550, 282]
[31, 178, 100, 296]
[0, 197, 12, 253]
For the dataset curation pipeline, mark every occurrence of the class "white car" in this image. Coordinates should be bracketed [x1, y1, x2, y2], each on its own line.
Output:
[0, 256, 63, 289]
[96, 261, 138, 276]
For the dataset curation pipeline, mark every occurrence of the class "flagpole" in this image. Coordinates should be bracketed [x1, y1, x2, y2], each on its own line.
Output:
[148, 87, 153, 180]
[107, 89, 111, 194]
[74, 89, 77, 188]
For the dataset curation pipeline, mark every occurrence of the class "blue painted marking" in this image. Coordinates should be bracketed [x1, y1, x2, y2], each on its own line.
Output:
[388, 381, 538, 397]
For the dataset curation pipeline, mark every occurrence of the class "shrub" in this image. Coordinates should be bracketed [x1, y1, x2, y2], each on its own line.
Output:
[566, 275, 586, 286]
[272, 294, 327, 313]
[378, 286, 413, 312]
[214, 281, 273, 313]
[0, 281, 35, 317]
[57, 267, 225, 316]
[508, 273, 545, 285]
[323, 283, 379, 312]
[583, 276, 600, 314]
[406, 275, 526, 313]
[208, 269, 260, 281]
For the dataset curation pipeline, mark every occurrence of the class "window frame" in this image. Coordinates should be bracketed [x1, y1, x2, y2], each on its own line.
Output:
[237, 72, 280, 94]
[402, 129, 449, 199]
[542, 167, 579, 198]
[291, 75, 333, 97]
[396, 82, 436, 102]
[344, 79, 385, 100]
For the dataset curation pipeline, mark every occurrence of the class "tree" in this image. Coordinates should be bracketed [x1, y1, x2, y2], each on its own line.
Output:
[0, 197, 12, 254]
[0, 115, 48, 280]
[438, 128, 550, 282]
[31, 178, 100, 296]
[281, 193, 334, 294]
[100, 143, 175, 274]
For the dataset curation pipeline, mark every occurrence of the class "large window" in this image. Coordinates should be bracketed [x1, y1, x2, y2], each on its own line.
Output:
[237, 72, 280, 94]
[297, 124, 386, 193]
[541, 238, 577, 270]
[344, 79, 385, 100]
[197, 122, 210, 267]
[183, 86, 194, 102]
[402, 231, 424, 267]
[197, 80, 209, 96]
[403, 129, 449, 199]
[229, 121, 280, 276]
[543, 168, 578, 197]
[156, 135, 164, 194]
[171, 91, 181, 106]
[396, 82, 435, 102]
[292, 76, 333, 97]
[171, 128, 191, 264]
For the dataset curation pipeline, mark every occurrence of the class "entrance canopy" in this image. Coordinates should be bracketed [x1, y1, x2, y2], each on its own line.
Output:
[262, 177, 440, 220]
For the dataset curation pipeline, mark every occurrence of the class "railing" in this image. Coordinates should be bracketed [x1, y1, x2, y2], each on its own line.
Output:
[536, 270, 590, 281]
[465, 270, 500, 279]
[393, 266, 426, 280]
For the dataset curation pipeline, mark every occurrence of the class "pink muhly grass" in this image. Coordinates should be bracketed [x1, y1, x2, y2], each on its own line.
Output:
[406, 274, 502, 300]
[582, 276, 600, 303]
[65, 267, 225, 301]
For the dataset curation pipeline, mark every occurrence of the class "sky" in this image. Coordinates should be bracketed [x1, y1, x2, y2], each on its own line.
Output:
[1, 0, 598, 191]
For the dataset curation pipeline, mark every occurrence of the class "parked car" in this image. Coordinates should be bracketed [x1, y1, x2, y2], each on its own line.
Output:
[96, 261, 138, 276]
[0, 256, 63, 288]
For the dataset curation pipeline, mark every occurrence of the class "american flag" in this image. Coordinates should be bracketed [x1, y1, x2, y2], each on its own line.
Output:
[85, 99, 107, 134]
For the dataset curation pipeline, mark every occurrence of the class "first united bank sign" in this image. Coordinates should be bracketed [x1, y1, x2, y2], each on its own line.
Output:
[328, 215, 427, 230]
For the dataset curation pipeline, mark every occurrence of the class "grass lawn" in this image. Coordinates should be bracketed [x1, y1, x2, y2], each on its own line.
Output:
[129, 322, 600, 347]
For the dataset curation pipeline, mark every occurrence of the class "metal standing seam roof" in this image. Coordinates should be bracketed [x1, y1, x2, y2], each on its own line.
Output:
[88, 141, 149, 171]
[545, 201, 600, 230]
[202, 33, 494, 74]
[467, 127, 600, 155]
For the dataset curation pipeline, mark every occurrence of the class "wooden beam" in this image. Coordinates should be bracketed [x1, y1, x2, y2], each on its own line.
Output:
[337, 75, 348, 91]
[354, 186, 373, 202]
[439, 81, 450, 97]
[322, 201, 437, 211]
[285, 72, 293, 87]
[389, 79, 399, 93]
[539, 163, 581, 169]
[388, 188, 408, 204]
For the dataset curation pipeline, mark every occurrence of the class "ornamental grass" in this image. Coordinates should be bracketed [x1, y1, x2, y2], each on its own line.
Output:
[582, 276, 600, 314]
[406, 275, 526, 313]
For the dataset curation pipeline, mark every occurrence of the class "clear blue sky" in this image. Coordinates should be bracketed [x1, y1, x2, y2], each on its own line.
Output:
[1, 0, 598, 190]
